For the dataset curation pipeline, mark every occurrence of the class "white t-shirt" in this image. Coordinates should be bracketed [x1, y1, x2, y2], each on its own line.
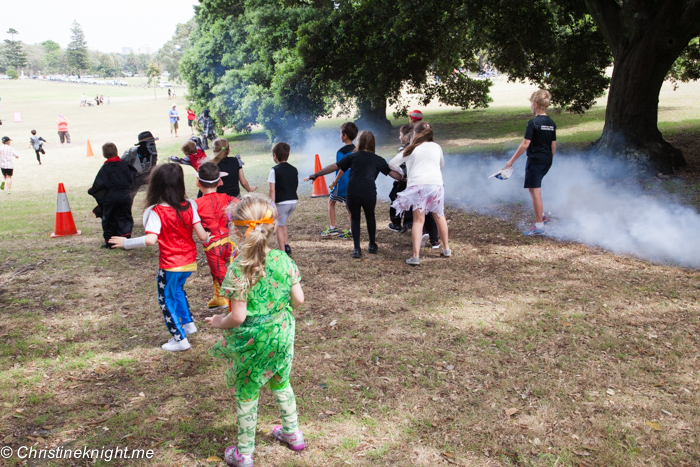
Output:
[388, 141, 444, 187]
[143, 200, 201, 234]
[268, 168, 298, 205]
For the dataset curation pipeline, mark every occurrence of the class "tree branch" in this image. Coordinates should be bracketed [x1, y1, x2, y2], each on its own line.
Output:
[583, 0, 624, 58]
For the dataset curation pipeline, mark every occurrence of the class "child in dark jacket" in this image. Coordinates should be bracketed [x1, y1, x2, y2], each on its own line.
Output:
[88, 143, 136, 248]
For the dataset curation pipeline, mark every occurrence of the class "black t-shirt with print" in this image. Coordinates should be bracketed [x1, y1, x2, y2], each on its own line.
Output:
[336, 150, 391, 199]
[524, 115, 557, 163]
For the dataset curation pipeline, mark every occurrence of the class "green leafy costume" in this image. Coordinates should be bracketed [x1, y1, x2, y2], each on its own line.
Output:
[209, 249, 301, 455]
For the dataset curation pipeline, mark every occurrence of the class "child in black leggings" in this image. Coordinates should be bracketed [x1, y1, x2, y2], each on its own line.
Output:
[306, 131, 402, 258]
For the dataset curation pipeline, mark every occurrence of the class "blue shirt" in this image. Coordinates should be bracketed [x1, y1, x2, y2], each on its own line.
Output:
[169, 109, 178, 123]
[335, 144, 354, 198]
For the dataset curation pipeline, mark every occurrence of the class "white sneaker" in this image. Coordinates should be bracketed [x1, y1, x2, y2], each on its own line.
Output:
[441, 248, 452, 257]
[420, 233, 429, 248]
[182, 322, 197, 335]
[161, 337, 190, 351]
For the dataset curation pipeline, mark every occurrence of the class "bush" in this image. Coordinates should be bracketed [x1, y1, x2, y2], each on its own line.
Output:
[7, 69, 19, 80]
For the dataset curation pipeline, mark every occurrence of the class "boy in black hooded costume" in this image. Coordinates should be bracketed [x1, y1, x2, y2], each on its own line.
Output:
[197, 109, 217, 150]
[121, 131, 159, 202]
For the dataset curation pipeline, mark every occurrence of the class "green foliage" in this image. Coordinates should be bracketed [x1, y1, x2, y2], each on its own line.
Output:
[668, 37, 700, 88]
[156, 19, 195, 83]
[4, 28, 28, 70]
[7, 68, 18, 79]
[66, 21, 90, 73]
[146, 62, 161, 86]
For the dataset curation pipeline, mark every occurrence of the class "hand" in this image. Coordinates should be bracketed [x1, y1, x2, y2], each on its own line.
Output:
[108, 236, 126, 248]
[505, 160, 514, 169]
[249, 185, 258, 192]
[205, 314, 225, 328]
[303, 174, 316, 182]
[328, 181, 336, 190]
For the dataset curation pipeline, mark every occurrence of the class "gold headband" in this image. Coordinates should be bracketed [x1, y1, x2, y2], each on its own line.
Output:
[232, 209, 274, 237]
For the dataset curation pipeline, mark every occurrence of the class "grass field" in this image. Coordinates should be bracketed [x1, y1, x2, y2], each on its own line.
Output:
[0, 78, 699, 467]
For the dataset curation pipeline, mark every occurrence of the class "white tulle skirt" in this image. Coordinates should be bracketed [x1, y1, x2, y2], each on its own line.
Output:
[391, 184, 445, 217]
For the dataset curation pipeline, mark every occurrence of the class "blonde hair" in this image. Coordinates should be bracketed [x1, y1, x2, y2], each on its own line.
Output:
[530, 89, 552, 110]
[227, 193, 277, 295]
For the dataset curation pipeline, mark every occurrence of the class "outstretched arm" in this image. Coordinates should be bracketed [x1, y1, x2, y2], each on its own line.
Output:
[304, 163, 339, 182]
[239, 168, 258, 192]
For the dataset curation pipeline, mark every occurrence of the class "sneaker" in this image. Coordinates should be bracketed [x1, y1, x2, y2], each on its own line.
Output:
[168, 155, 191, 166]
[182, 322, 197, 335]
[224, 446, 254, 467]
[441, 248, 452, 257]
[368, 243, 378, 254]
[100, 243, 111, 249]
[542, 216, 550, 225]
[399, 225, 408, 233]
[430, 240, 441, 249]
[524, 226, 546, 236]
[338, 230, 352, 239]
[272, 426, 305, 451]
[352, 248, 362, 259]
[321, 226, 340, 237]
[284, 244, 292, 255]
[420, 233, 429, 248]
[406, 257, 420, 266]
[161, 337, 190, 352]
[388, 223, 402, 233]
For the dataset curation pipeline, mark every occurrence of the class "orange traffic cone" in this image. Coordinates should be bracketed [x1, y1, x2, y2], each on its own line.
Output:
[311, 154, 329, 198]
[86, 139, 94, 157]
[50, 183, 82, 238]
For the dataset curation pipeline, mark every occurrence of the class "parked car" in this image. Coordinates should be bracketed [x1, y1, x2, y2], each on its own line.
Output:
[158, 82, 171, 88]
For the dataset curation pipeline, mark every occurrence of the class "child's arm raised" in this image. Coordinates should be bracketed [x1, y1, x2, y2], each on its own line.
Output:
[206, 300, 247, 329]
[505, 139, 531, 168]
[290, 283, 304, 310]
[304, 163, 339, 182]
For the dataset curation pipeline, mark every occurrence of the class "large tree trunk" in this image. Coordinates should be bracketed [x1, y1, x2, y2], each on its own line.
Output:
[584, 0, 700, 175]
[594, 40, 685, 174]
[354, 98, 391, 131]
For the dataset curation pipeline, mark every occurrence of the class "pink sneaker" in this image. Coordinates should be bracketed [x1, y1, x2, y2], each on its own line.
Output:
[272, 426, 305, 451]
[224, 446, 254, 467]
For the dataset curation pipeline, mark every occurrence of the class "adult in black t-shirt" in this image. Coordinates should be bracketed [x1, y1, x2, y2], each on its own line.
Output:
[306, 130, 402, 258]
[505, 90, 557, 236]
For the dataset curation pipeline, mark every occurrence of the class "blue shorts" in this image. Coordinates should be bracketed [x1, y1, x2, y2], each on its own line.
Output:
[524, 159, 551, 189]
[329, 186, 346, 203]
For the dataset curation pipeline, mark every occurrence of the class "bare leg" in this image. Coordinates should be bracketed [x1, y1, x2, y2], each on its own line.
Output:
[528, 188, 544, 223]
[5, 176, 12, 191]
[432, 212, 449, 250]
[328, 199, 337, 227]
[411, 209, 425, 259]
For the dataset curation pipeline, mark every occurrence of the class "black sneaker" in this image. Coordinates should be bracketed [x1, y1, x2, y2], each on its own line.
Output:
[284, 245, 292, 255]
[387, 223, 402, 233]
[352, 248, 362, 259]
[101, 243, 111, 249]
[168, 155, 191, 166]
[430, 240, 441, 249]
[368, 243, 378, 254]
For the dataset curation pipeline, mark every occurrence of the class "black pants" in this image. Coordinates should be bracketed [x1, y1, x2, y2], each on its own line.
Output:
[102, 198, 134, 243]
[388, 181, 413, 227]
[346, 195, 376, 250]
[423, 211, 438, 243]
[35, 148, 45, 163]
[201, 132, 217, 150]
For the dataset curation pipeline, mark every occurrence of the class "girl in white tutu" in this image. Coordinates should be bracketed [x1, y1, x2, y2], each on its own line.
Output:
[389, 122, 451, 265]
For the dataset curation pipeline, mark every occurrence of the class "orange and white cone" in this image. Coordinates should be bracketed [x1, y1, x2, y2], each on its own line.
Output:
[50, 183, 82, 238]
[311, 154, 329, 198]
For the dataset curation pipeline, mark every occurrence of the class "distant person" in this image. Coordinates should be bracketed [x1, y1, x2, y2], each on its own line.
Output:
[168, 88, 172, 100]
[197, 109, 216, 149]
[172, 89, 177, 98]
[100, 94, 104, 105]
[88, 142, 135, 249]
[80, 93, 87, 107]
[505, 89, 557, 236]
[268, 142, 298, 255]
[0, 136, 20, 194]
[322, 121, 356, 239]
[186, 107, 196, 135]
[56, 114, 71, 148]
[121, 131, 159, 202]
[28, 129, 47, 165]
[169, 104, 179, 137]
[95, 94, 101, 106]
[210, 138, 257, 198]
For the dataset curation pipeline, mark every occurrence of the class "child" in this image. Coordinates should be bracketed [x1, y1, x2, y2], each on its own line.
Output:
[195, 162, 239, 309]
[169, 140, 207, 171]
[268, 142, 298, 255]
[322, 122, 356, 239]
[0, 136, 19, 194]
[88, 143, 136, 248]
[211, 138, 258, 198]
[29, 130, 47, 165]
[505, 89, 556, 236]
[306, 131, 403, 259]
[186, 107, 196, 135]
[388, 123, 413, 233]
[108, 164, 209, 352]
[206, 194, 305, 467]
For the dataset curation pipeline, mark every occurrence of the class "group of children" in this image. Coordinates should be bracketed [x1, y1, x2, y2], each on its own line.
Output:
[84, 88, 556, 466]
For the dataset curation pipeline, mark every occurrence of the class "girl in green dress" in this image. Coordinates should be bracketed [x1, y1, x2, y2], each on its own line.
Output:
[206, 193, 305, 467]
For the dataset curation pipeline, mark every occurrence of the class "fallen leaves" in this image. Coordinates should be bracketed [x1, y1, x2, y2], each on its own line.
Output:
[505, 408, 519, 417]
[645, 421, 662, 431]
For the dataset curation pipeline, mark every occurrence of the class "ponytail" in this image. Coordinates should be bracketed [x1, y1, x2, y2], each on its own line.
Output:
[403, 121, 433, 157]
[228, 194, 277, 297]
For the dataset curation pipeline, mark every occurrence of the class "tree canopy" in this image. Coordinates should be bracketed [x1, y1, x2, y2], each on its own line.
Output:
[66, 21, 90, 74]
[3, 28, 28, 71]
